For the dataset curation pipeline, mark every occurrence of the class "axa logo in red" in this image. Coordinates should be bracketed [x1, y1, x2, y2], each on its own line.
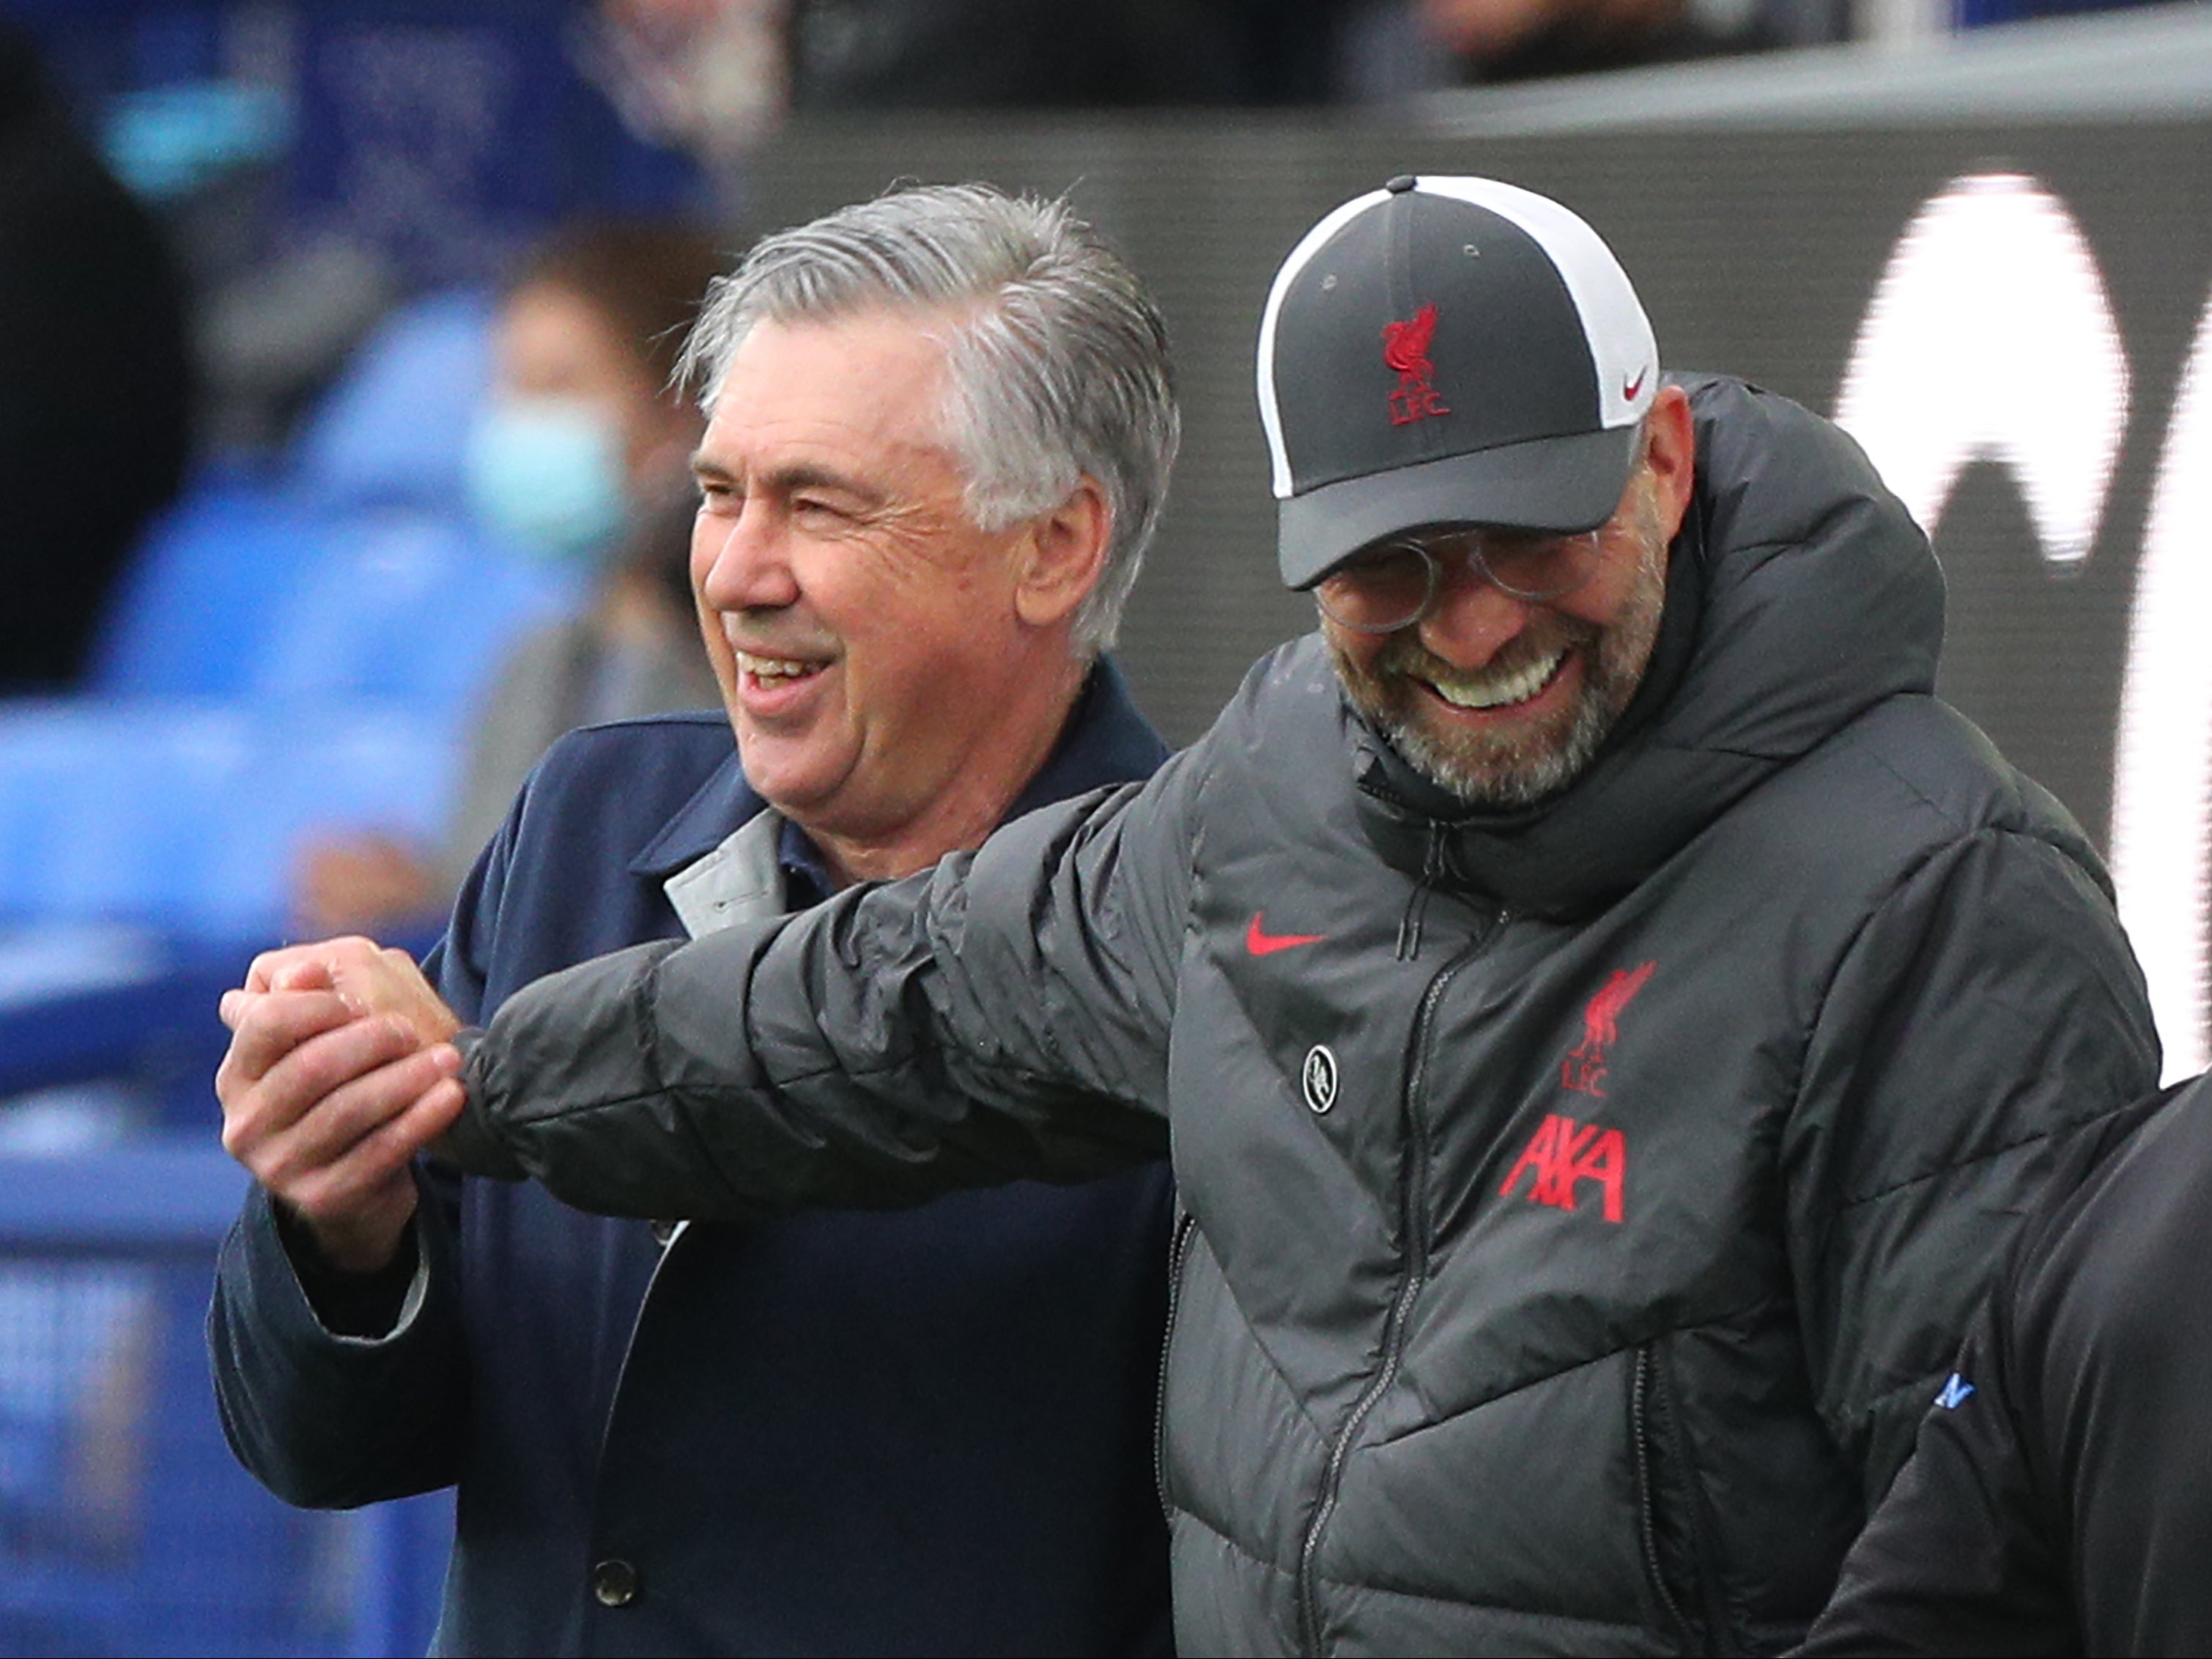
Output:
[1561, 960, 1655, 1097]
[1383, 303, 1451, 427]
[1246, 912, 1325, 956]
[1501, 1113, 1627, 1223]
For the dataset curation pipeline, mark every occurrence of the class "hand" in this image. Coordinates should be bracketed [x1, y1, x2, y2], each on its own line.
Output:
[216, 942, 465, 1274]
[238, 936, 462, 1046]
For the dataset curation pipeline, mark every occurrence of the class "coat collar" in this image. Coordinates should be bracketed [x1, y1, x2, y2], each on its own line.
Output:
[626, 655, 1165, 882]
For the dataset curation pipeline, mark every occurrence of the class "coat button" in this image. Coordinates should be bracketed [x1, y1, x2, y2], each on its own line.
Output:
[591, 1558, 640, 1608]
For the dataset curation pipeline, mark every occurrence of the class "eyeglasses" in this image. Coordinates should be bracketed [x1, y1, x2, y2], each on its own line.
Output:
[1312, 526, 1605, 635]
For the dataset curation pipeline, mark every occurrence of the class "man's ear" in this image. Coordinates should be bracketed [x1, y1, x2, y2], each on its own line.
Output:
[1643, 384, 1696, 542]
[1013, 476, 1112, 629]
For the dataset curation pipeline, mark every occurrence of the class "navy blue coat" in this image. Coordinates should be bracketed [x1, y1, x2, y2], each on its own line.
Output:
[210, 665, 1177, 1657]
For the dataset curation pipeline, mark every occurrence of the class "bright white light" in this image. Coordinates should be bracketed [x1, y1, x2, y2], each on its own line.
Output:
[1835, 173, 2130, 568]
[2112, 290, 2212, 1084]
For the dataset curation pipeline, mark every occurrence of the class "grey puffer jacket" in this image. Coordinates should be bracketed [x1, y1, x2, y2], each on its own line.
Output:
[443, 377, 2159, 1655]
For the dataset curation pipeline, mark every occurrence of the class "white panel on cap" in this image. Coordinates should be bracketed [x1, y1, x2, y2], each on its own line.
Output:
[1257, 188, 1391, 500]
[1416, 176, 1657, 432]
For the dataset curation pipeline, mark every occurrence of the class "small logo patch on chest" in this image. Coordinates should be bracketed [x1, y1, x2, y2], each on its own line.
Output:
[1301, 1044, 1339, 1114]
[1561, 961, 1656, 1097]
[1247, 912, 1325, 955]
[1500, 1113, 1627, 1223]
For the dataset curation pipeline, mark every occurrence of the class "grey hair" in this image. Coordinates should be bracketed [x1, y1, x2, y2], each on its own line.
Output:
[676, 182, 1179, 654]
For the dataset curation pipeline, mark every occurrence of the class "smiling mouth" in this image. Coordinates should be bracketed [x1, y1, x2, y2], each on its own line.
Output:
[734, 649, 828, 687]
[1421, 645, 1570, 711]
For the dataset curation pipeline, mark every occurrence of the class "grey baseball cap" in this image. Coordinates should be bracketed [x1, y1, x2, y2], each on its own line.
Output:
[1258, 175, 1660, 589]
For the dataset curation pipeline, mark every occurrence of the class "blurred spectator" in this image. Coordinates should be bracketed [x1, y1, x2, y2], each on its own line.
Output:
[1320, 0, 1851, 95]
[580, 0, 1372, 155]
[783, 0, 1248, 108]
[580, 0, 1841, 130]
[1402, 0, 1841, 83]
[583, 0, 794, 167]
[90, 75, 397, 458]
[0, 22, 193, 692]
[293, 218, 725, 939]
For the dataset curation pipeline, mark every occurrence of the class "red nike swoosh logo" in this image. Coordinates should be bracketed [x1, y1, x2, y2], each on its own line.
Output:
[1624, 368, 1648, 401]
[1247, 913, 1325, 955]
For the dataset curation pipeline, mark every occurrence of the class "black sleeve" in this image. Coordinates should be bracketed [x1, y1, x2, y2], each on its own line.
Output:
[1792, 1088, 2186, 1658]
[1795, 1302, 2078, 1657]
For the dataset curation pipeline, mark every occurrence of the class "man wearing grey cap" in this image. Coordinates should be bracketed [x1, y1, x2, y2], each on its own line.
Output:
[223, 176, 2158, 1654]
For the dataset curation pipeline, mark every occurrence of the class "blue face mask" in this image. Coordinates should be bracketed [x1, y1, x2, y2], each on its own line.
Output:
[465, 398, 628, 566]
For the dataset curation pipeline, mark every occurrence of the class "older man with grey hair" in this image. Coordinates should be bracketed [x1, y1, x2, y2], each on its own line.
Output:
[207, 182, 1180, 1657]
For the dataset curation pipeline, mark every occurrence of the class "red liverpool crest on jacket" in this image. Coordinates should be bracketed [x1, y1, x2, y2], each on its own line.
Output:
[1562, 961, 1654, 1097]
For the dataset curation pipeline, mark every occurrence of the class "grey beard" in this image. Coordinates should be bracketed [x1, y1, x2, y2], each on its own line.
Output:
[1374, 682, 1619, 809]
[1331, 504, 1669, 811]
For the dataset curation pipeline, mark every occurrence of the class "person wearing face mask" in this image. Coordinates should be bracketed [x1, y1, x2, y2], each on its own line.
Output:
[293, 219, 727, 938]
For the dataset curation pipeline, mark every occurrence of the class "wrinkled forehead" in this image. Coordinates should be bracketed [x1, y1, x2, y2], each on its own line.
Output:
[746, 306, 950, 402]
[699, 310, 969, 484]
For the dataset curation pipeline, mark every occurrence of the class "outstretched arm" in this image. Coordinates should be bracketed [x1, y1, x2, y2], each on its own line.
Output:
[251, 756, 1205, 1223]
[438, 763, 1202, 1219]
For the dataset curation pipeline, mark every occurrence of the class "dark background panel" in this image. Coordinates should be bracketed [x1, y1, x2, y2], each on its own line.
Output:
[742, 114, 2212, 855]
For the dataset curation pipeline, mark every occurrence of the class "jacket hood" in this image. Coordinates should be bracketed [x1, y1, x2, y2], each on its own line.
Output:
[1353, 374, 1944, 918]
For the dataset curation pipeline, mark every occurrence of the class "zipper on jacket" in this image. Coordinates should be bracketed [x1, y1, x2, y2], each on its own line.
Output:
[1393, 824, 1449, 962]
[1633, 1342, 1733, 1653]
[1293, 928, 1493, 1655]
[1153, 1208, 1201, 1519]
[1631, 1345, 1696, 1647]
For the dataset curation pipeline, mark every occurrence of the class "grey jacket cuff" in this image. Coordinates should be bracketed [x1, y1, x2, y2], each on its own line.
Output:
[438, 1027, 528, 1180]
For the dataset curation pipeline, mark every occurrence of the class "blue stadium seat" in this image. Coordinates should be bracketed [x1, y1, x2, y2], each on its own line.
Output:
[53, 279, 576, 950]
[248, 509, 577, 716]
[92, 285, 533, 706]
[0, 1142, 454, 1658]
[86, 478, 319, 699]
[0, 701, 462, 942]
[292, 287, 497, 514]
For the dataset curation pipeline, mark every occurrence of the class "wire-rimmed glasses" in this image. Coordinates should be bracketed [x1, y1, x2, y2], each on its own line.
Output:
[1314, 527, 1605, 635]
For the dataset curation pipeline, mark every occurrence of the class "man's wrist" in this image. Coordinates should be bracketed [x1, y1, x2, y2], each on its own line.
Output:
[271, 1198, 421, 1339]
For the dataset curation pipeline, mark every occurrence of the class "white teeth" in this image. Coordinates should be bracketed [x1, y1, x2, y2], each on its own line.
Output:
[736, 651, 819, 681]
[1428, 647, 1566, 710]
